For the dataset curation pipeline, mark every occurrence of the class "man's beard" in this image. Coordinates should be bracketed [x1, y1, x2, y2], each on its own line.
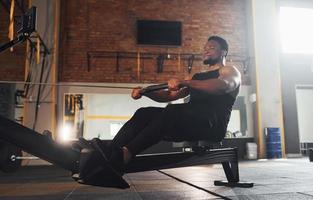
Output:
[203, 58, 220, 66]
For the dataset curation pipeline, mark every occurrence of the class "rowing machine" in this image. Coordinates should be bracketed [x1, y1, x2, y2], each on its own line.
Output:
[0, 83, 253, 188]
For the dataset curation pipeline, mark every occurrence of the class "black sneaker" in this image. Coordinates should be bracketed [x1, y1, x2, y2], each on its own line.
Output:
[90, 139, 125, 175]
[109, 147, 125, 176]
[90, 138, 111, 160]
[75, 148, 129, 189]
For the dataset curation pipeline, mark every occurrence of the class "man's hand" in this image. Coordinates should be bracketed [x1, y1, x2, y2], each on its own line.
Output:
[167, 79, 181, 91]
[131, 87, 143, 100]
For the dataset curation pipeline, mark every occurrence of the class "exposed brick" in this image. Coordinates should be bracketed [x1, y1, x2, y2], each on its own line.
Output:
[1, 1, 249, 84]
[0, 4, 27, 81]
[59, 0, 249, 84]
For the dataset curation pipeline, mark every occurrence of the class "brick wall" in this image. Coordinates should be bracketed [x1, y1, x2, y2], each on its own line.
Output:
[0, 5, 26, 81]
[59, 0, 249, 84]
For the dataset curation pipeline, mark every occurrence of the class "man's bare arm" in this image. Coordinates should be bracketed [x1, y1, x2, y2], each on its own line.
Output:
[143, 87, 189, 102]
[181, 66, 241, 94]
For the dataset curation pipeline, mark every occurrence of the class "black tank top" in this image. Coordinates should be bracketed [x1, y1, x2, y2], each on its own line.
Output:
[189, 69, 239, 131]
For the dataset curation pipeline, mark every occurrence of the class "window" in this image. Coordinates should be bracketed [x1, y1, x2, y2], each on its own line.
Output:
[280, 7, 313, 54]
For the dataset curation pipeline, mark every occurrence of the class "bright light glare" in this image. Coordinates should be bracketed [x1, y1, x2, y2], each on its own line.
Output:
[60, 124, 72, 141]
[280, 7, 313, 54]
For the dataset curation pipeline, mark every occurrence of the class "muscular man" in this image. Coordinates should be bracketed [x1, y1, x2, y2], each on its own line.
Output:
[93, 36, 241, 174]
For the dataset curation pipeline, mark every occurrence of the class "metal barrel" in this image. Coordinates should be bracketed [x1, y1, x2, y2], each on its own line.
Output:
[265, 127, 282, 159]
[0, 115, 80, 172]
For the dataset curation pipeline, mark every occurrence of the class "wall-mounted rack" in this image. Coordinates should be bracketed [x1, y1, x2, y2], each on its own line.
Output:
[87, 51, 250, 75]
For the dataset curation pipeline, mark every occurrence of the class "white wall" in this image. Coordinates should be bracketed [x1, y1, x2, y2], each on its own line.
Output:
[84, 93, 173, 139]
[57, 82, 252, 141]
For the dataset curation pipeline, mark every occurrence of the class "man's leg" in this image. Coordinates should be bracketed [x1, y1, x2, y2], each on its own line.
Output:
[100, 107, 164, 172]
[124, 103, 220, 158]
[110, 107, 163, 149]
[122, 104, 191, 157]
[125, 116, 165, 156]
[109, 104, 220, 173]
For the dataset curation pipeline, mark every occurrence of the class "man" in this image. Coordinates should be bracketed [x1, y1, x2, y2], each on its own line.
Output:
[90, 35, 241, 175]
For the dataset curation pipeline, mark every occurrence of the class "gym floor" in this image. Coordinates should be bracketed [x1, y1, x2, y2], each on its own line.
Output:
[0, 158, 313, 200]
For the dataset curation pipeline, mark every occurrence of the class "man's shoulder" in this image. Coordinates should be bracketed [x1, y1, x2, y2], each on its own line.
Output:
[220, 65, 241, 75]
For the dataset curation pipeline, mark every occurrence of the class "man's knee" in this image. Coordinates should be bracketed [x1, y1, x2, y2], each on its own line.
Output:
[133, 107, 162, 118]
[133, 107, 148, 117]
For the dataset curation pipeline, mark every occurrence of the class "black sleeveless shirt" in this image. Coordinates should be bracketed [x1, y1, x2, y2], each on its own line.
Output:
[188, 69, 239, 135]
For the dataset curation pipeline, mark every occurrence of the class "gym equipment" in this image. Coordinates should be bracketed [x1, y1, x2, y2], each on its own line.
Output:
[0, 6, 37, 53]
[0, 141, 22, 173]
[139, 83, 168, 94]
[0, 83, 253, 188]
[0, 117, 80, 172]
[0, 130, 53, 171]
[0, 118, 253, 188]
[0, 116, 253, 188]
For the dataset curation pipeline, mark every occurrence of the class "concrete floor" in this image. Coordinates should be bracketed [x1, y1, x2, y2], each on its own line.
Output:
[0, 158, 313, 200]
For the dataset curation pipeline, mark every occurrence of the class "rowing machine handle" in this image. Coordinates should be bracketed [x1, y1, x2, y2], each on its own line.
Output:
[140, 83, 168, 95]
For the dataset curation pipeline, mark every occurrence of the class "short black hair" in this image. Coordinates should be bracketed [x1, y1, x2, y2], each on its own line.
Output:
[208, 36, 228, 56]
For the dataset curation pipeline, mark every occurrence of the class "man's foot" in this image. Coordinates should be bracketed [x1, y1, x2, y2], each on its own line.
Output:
[75, 148, 129, 189]
[72, 138, 125, 176]
[90, 138, 111, 160]
[89, 138, 126, 175]
[109, 147, 125, 176]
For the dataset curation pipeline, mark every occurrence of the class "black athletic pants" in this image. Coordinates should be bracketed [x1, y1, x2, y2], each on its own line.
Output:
[110, 104, 222, 156]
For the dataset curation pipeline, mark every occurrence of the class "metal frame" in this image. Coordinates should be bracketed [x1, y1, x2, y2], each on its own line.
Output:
[127, 147, 253, 187]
